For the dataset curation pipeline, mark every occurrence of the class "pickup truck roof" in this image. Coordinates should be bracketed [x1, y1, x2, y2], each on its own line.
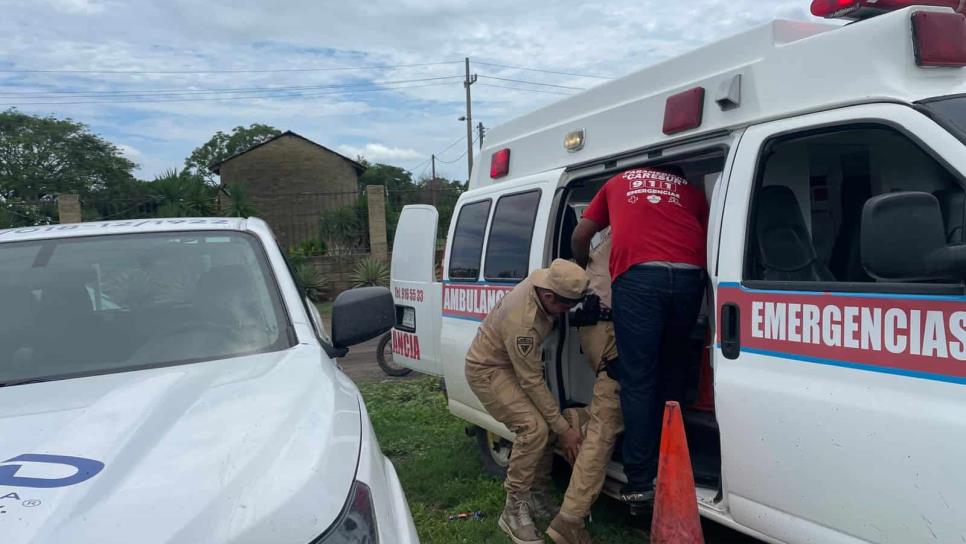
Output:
[0, 217, 251, 243]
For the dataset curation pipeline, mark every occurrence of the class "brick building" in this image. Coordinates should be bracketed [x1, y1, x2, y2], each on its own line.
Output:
[210, 131, 366, 249]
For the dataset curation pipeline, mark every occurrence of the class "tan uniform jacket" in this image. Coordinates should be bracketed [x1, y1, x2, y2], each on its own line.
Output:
[465, 275, 569, 435]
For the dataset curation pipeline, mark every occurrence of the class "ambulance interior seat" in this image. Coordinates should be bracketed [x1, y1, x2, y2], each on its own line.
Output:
[754, 185, 835, 282]
[933, 188, 965, 244]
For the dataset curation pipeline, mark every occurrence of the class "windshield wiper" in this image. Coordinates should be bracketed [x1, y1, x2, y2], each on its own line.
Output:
[0, 378, 50, 388]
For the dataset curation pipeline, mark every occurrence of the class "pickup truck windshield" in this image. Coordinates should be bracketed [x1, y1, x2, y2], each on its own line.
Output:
[0, 231, 293, 386]
[921, 95, 966, 145]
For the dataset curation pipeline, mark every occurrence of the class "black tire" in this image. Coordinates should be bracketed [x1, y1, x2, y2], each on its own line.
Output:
[376, 331, 413, 377]
[475, 426, 511, 479]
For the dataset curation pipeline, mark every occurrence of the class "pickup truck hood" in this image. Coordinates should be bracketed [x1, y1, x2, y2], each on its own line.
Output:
[0, 345, 361, 544]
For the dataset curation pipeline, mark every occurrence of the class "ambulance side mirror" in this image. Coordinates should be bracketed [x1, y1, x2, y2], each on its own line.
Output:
[861, 192, 966, 282]
[331, 287, 395, 353]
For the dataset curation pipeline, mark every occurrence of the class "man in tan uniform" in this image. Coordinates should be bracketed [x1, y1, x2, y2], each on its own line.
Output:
[548, 230, 623, 544]
[465, 258, 589, 544]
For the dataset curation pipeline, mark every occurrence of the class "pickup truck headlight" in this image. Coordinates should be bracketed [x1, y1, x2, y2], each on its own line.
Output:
[312, 481, 379, 543]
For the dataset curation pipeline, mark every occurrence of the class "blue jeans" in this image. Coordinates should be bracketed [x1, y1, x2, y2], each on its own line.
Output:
[611, 264, 705, 490]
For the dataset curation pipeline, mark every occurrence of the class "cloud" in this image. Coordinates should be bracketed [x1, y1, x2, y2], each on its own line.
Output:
[0, 0, 827, 181]
[338, 143, 423, 163]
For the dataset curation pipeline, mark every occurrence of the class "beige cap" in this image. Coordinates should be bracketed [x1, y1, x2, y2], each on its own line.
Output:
[531, 258, 589, 301]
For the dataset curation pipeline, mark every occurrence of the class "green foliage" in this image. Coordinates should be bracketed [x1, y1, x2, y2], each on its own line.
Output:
[359, 162, 414, 195]
[221, 183, 259, 218]
[319, 199, 368, 254]
[184, 124, 281, 184]
[359, 378, 642, 543]
[350, 257, 390, 287]
[0, 108, 137, 201]
[292, 261, 329, 302]
[149, 169, 216, 217]
[289, 238, 327, 257]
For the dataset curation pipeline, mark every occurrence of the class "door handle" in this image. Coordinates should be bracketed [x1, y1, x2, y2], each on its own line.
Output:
[720, 302, 740, 360]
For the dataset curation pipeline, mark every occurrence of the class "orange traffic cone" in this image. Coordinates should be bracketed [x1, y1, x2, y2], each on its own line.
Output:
[650, 401, 704, 544]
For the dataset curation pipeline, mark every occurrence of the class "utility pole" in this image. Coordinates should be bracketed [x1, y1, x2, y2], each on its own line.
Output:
[477, 122, 485, 150]
[431, 154, 436, 181]
[463, 57, 477, 181]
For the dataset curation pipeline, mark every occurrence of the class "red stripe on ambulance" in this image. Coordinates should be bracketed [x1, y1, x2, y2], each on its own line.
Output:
[720, 286, 966, 379]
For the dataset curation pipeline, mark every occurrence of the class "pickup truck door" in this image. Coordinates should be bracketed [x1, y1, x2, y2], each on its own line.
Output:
[389, 205, 443, 376]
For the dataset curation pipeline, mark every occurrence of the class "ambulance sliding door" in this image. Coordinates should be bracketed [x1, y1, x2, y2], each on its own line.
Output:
[389, 205, 442, 375]
[715, 104, 966, 544]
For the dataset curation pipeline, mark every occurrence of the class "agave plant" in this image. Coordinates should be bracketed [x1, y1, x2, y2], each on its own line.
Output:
[222, 183, 259, 218]
[350, 257, 390, 288]
[292, 261, 329, 302]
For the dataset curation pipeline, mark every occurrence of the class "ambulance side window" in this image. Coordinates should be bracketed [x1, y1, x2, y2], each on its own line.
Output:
[485, 190, 542, 281]
[448, 199, 491, 281]
[744, 124, 964, 292]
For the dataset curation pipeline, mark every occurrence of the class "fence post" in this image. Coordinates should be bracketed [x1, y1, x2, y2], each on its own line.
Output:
[57, 193, 82, 224]
[366, 185, 389, 262]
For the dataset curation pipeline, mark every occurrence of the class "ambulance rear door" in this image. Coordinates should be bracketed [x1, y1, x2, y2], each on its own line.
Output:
[715, 103, 966, 543]
[390, 204, 443, 376]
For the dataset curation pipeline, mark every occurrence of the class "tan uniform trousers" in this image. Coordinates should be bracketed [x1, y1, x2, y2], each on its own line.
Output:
[467, 365, 557, 495]
[561, 321, 624, 519]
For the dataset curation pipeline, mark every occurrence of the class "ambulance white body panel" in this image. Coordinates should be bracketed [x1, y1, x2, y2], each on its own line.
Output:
[391, 5, 966, 543]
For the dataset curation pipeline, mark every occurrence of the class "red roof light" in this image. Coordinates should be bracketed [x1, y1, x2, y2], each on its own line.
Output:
[811, 0, 965, 19]
[912, 11, 966, 67]
[663, 87, 705, 136]
[490, 148, 510, 179]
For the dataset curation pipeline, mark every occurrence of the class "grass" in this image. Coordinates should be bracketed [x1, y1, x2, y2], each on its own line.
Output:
[358, 377, 644, 543]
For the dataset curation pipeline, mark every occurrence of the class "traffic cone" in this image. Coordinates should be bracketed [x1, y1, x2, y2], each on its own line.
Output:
[650, 401, 704, 544]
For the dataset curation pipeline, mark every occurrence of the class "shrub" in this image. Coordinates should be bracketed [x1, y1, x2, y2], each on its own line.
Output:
[289, 238, 327, 258]
[292, 261, 329, 302]
[350, 257, 390, 288]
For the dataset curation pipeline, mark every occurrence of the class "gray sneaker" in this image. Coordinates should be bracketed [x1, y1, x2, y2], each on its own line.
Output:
[498, 493, 544, 544]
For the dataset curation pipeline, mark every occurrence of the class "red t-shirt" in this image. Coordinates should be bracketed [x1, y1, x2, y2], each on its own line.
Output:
[583, 168, 708, 281]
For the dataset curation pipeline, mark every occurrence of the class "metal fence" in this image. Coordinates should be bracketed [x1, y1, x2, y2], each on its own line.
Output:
[0, 198, 60, 229]
[1, 186, 466, 260]
[269, 190, 366, 255]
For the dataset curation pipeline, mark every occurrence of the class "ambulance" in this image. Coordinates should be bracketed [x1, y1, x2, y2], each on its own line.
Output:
[390, 2, 966, 542]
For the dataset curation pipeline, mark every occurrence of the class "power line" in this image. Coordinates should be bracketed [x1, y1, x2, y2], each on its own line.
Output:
[435, 135, 479, 164]
[436, 134, 466, 156]
[477, 75, 586, 91]
[1, 81, 456, 106]
[0, 60, 464, 75]
[0, 75, 464, 98]
[474, 61, 612, 80]
[476, 83, 575, 96]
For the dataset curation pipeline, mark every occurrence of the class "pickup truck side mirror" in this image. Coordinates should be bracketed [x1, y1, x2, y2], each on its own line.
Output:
[331, 286, 395, 354]
[861, 192, 966, 282]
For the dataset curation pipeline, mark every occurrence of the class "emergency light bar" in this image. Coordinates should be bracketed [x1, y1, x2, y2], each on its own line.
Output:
[811, 0, 965, 20]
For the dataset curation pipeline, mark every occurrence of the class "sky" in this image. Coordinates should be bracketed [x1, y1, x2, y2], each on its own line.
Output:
[0, 0, 825, 182]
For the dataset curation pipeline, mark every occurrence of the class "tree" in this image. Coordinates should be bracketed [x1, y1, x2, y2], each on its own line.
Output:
[185, 124, 281, 184]
[149, 169, 216, 217]
[0, 108, 136, 202]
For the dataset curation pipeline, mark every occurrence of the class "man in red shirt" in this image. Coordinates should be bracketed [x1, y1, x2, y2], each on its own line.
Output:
[571, 165, 707, 508]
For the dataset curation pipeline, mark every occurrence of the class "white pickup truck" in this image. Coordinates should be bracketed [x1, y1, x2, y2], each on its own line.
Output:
[0, 217, 419, 544]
